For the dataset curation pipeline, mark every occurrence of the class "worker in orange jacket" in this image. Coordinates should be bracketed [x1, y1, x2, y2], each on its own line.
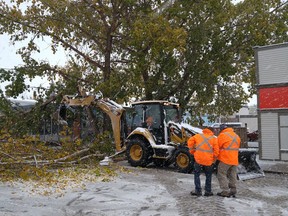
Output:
[187, 127, 219, 196]
[216, 124, 241, 197]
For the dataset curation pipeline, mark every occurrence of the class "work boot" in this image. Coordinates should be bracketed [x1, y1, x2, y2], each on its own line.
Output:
[229, 192, 236, 198]
[190, 191, 202, 196]
[217, 191, 230, 197]
[204, 192, 213, 197]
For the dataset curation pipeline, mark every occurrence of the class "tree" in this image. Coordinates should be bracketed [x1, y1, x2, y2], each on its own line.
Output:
[0, 0, 287, 123]
[123, 13, 187, 100]
[0, 0, 129, 98]
[161, 0, 288, 122]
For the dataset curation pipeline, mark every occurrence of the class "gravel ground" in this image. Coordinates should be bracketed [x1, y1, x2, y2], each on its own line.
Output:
[0, 160, 288, 216]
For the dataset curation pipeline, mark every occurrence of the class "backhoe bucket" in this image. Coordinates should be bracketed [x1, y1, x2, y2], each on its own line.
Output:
[237, 148, 265, 180]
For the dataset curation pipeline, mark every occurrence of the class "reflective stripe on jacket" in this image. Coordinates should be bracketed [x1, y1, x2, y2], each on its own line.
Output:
[217, 128, 241, 166]
[187, 128, 219, 166]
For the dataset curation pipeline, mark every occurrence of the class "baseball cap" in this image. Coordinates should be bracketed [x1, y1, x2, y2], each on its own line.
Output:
[220, 124, 228, 131]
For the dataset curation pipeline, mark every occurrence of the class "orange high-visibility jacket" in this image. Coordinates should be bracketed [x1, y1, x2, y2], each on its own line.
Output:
[217, 128, 241, 166]
[187, 128, 219, 166]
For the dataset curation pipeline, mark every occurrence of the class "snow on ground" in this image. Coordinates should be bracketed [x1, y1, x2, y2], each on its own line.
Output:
[1, 160, 288, 216]
[249, 186, 288, 197]
[223, 198, 264, 216]
[223, 184, 288, 216]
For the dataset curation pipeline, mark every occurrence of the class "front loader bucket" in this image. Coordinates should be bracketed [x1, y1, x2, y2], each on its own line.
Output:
[237, 148, 265, 180]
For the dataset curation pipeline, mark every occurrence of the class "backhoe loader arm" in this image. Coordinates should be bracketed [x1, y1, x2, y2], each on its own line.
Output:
[95, 99, 126, 152]
[61, 94, 126, 152]
[62, 95, 95, 106]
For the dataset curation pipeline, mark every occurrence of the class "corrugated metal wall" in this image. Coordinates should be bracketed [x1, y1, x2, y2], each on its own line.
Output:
[258, 45, 288, 85]
[279, 115, 288, 160]
[279, 115, 288, 150]
[260, 113, 279, 160]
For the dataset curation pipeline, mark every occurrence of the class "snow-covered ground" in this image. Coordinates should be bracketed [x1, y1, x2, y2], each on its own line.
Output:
[0, 160, 288, 216]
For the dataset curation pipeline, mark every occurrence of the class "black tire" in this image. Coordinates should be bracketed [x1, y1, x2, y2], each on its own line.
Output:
[126, 139, 152, 167]
[174, 148, 194, 173]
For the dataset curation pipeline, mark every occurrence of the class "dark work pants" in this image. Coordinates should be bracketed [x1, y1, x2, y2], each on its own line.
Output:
[194, 162, 213, 193]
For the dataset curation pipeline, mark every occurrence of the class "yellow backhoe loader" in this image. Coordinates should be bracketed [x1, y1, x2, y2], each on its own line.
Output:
[58, 92, 264, 179]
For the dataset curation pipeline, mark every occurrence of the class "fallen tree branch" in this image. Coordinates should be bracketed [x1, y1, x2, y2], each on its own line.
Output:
[0, 150, 104, 166]
[33, 155, 38, 168]
[53, 148, 90, 162]
[55, 153, 105, 164]
[0, 151, 17, 160]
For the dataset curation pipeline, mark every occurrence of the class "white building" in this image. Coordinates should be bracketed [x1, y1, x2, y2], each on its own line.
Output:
[255, 42, 288, 161]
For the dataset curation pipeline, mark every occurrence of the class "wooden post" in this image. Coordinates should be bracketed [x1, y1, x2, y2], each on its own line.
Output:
[234, 127, 248, 148]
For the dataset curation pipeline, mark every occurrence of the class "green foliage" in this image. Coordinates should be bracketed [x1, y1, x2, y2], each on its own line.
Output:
[0, 95, 60, 137]
[90, 131, 116, 155]
[163, 0, 288, 118]
[0, 0, 287, 126]
[0, 131, 119, 184]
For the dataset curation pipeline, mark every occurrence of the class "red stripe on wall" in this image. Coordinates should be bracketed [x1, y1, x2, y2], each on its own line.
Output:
[259, 87, 288, 109]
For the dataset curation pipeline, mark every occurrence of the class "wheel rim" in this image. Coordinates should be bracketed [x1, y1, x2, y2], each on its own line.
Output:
[130, 144, 143, 161]
[176, 152, 189, 168]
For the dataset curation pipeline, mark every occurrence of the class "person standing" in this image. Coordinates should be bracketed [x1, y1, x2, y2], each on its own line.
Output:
[217, 124, 241, 197]
[187, 127, 219, 196]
